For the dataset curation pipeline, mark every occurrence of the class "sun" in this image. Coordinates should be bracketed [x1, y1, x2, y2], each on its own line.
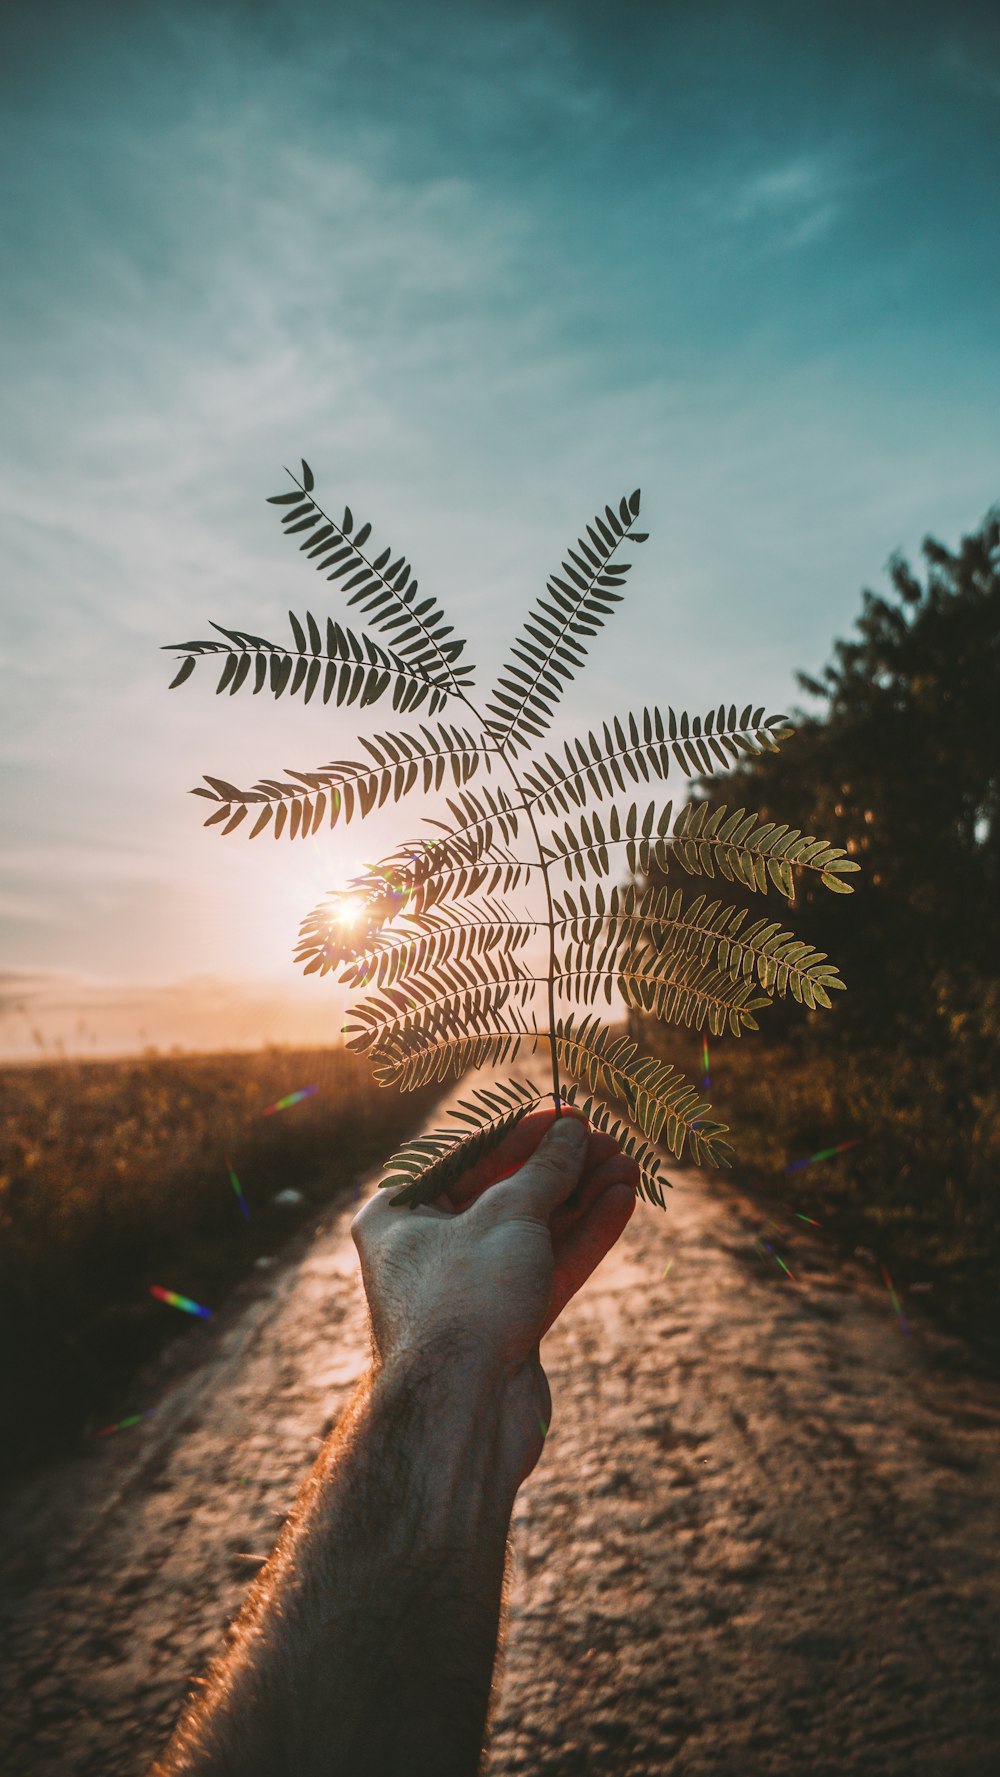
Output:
[331, 894, 366, 930]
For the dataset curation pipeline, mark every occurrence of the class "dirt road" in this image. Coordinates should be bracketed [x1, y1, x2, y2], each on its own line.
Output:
[2, 1087, 1000, 1776]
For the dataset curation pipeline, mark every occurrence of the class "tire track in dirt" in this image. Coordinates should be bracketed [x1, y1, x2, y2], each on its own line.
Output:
[2, 1090, 999, 1776]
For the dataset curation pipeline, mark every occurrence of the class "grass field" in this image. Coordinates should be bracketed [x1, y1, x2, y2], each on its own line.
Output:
[0, 1047, 441, 1483]
[652, 1024, 1000, 1367]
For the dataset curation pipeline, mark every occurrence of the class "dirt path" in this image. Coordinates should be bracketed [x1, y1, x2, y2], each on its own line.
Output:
[3, 1086, 1000, 1777]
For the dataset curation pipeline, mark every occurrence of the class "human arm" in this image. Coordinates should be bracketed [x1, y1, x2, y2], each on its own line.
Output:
[150, 1110, 637, 1777]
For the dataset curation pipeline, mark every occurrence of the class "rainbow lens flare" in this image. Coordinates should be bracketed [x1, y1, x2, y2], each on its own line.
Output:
[262, 1085, 318, 1116]
[150, 1285, 212, 1319]
[880, 1263, 909, 1336]
[763, 1240, 796, 1281]
[785, 1138, 860, 1173]
[96, 1410, 155, 1437]
[701, 1037, 710, 1088]
[226, 1156, 250, 1221]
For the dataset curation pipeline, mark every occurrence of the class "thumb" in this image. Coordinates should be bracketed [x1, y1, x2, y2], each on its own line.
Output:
[491, 1114, 590, 1221]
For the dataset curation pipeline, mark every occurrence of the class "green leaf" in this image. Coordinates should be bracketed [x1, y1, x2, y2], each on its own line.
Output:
[821, 871, 856, 894]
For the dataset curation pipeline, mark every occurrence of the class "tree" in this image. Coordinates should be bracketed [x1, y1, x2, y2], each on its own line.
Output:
[690, 507, 1000, 1049]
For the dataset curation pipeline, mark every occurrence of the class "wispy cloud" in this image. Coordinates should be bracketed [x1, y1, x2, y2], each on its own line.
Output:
[728, 154, 845, 251]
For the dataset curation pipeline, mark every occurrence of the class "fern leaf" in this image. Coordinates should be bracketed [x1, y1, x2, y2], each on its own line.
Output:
[485, 492, 647, 752]
[189, 724, 494, 841]
[266, 465, 475, 691]
[553, 946, 771, 1036]
[552, 883, 844, 1009]
[671, 802, 862, 897]
[373, 1028, 542, 1089]
[555, 1013, 732, 1178]
[544, 800, 859, 899]
[381, 1078, 545, 1205]
[544, 800, 674, 882]
[328, 904, 537, 991]
[345, 970, 536, 1056]
[162, 614, 458, 715]
[168, 465, 857, 1225]
[521, 705, 794, 814]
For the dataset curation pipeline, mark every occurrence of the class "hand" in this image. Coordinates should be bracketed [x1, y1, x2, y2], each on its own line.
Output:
[351, 1109, 638, 1486]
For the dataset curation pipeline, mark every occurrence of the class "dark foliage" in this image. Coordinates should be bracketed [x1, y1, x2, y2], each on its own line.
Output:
[636, 508, 1000, 1352]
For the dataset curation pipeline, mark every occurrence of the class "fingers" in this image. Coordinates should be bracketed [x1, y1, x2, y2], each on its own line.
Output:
[543, 1172, 637, 1333]
[548, 1143, 635, 1243]
[443, 1106, 579, 1209]
[445, 1108, 617, 1212]
[480, 1115, 590, 1222]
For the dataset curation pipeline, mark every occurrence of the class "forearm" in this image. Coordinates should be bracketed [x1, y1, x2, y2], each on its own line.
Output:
[152, 1346, 519, 1777]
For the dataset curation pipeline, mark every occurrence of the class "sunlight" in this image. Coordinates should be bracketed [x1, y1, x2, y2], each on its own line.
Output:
[330, 893, 367, 929]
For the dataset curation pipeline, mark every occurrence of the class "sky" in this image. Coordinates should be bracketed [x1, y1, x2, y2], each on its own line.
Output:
[1, 0, 999, 1057]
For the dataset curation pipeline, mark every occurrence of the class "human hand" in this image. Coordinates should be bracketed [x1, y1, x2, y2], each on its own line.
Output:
[351, 1109, 637, 1485]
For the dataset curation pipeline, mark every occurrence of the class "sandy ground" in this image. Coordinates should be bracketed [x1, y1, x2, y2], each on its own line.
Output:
[2, 1082, 1000, 1777]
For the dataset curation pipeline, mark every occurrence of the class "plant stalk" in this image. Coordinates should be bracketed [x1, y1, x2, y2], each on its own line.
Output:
[451, 690, 562, 1114]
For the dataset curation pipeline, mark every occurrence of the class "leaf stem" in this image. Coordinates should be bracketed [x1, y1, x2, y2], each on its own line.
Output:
[446, 687, 563, 1113]
[513, 782, 563, 1114]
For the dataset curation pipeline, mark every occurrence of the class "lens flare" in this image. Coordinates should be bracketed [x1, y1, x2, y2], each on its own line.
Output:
[226, 1156, 250, 1221]
[880, 1263, 909, 1336]
[96, 1410, 155, 1437]
[332, 894, 365, 928]
[150, 1285, 212, 1319]
[261, 1085, 318, 1116]
[785, 1139, 860, 1173]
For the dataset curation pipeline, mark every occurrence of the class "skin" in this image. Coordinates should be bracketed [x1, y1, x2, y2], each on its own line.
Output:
[151, 1108, 637, 1777]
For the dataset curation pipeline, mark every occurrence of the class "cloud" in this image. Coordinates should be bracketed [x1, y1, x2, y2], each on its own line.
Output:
[728, 154, 844, 251]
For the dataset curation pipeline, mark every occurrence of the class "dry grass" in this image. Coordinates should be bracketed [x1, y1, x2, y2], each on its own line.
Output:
[0, 1046, 440, 1482]
[652, 1023, 1000, 1367]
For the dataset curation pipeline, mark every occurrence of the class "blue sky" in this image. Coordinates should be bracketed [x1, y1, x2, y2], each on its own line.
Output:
[2, 0, 998, 1054]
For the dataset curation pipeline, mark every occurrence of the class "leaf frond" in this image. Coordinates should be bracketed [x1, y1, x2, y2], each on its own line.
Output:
[345, 971, 536, 1056]
[266, 463, 475, 690]
[363, 840, 538, 916]
[163, 612, 458, 715]
[381, 1078, 544, 1204]
[544, 799, 675, 882]
[555, 1013, 732, 1188]
[373, 1029, 542, 1090]
[332, 904, 538, 991]
[553, 883, 844, 1009]
[670, 801, 862, 897]
[544, 799, 860, 899]
[522, 705, 794, 814]
[486, 491, 647, 752]
[189, 723, 495, 842]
